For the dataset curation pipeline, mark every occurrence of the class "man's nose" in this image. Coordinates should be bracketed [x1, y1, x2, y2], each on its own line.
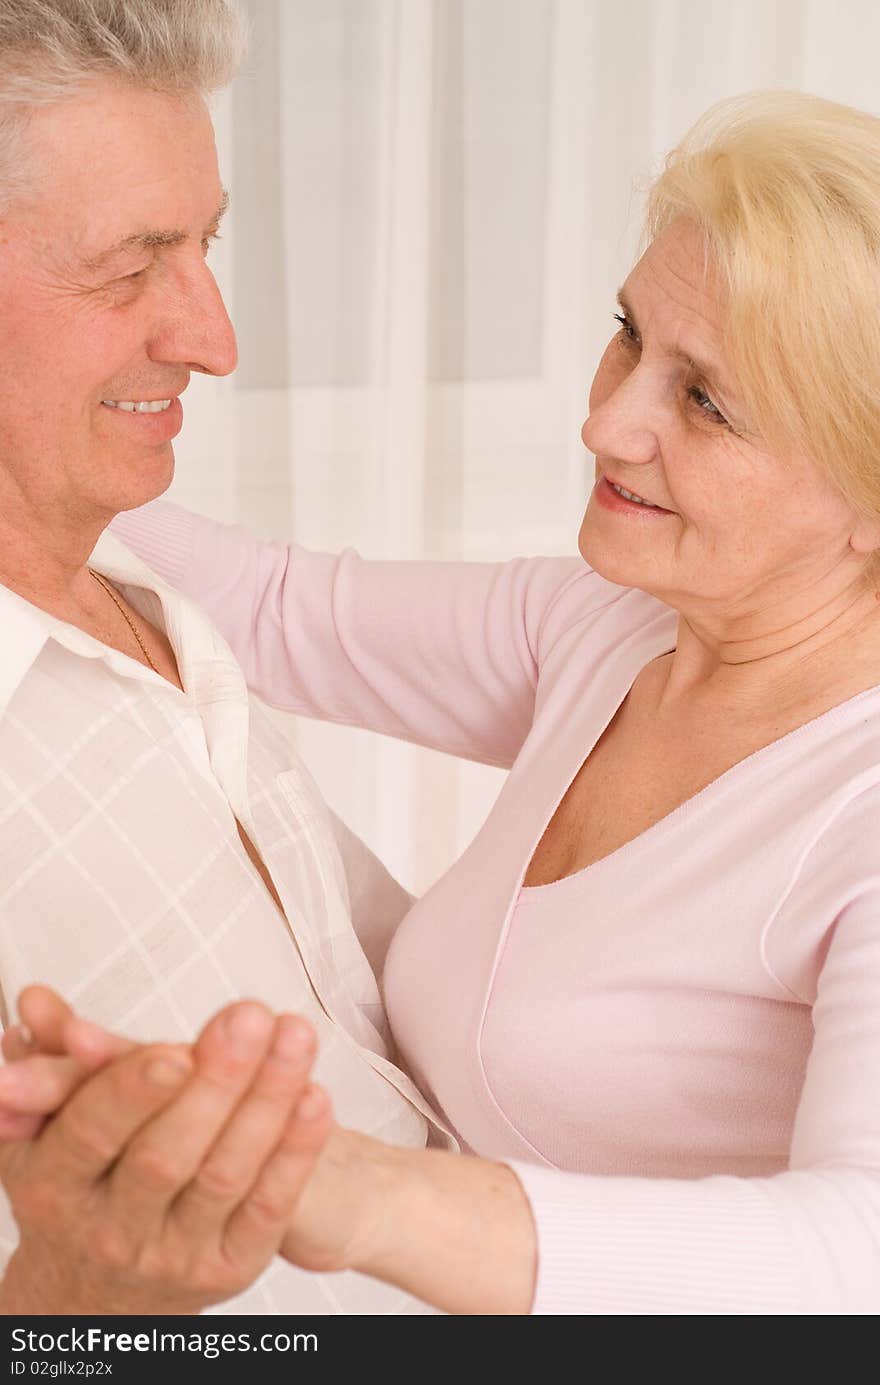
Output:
[149, 261, 238, 378]
[581, 365, 659, 465]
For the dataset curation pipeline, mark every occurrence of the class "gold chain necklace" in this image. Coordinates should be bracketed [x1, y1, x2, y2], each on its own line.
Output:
[89, 570, 158, 673]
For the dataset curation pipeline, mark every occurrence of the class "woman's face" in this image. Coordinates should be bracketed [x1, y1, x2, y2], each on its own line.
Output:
[578, 219, 876, 617]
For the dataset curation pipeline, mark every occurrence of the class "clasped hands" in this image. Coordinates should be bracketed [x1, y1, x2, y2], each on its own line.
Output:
[0, 988, 380, 1315]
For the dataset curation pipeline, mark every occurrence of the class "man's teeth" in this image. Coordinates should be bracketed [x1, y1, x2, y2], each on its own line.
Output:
[610, 481, 656, 507]
[102, 399, 172, 413]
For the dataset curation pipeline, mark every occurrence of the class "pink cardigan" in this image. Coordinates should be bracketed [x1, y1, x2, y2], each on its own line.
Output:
[112, 500, 880, 1315]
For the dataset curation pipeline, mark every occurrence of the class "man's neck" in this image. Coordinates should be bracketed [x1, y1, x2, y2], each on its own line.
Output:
[0, 499, 186, 689]
[0, 496, 112, 615]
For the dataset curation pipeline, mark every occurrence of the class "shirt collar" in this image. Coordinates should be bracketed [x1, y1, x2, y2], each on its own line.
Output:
[0, 586, 53, 724]
[0, 527, 243, 722]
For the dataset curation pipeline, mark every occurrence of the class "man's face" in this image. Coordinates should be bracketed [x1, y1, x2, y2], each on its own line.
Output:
[0, 77, 237, 527]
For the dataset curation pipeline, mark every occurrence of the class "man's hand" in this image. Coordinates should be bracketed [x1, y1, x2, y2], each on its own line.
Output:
[0, 996, 333, 1314]
[1, 989, 536, 1315]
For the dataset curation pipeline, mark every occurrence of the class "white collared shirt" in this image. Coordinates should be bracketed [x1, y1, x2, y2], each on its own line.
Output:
[0, 531, 449, 1315]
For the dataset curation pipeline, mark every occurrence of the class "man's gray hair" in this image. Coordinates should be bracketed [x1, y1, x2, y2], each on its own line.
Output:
[0, 0, 246, 206]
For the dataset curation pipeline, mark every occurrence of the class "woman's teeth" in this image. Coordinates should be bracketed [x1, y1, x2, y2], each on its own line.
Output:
[102, 399, 172, 413]
[610, 481, 656, 507]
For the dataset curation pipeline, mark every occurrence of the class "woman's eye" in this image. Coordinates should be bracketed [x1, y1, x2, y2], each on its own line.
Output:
[613, 311, 638, 343]
[687, 384, 729, 426]
[609, 311, 733, 430]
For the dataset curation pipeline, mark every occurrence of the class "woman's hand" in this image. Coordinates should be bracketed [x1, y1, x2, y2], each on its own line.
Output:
[0, 993, 333, 1314]
[277, 1127, 538, 1315]
[0, 986, 131, 1141]
[2, 987, 537, 1315]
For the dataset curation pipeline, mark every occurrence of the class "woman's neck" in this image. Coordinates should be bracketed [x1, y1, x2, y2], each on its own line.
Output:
[657, 580, 880, 718]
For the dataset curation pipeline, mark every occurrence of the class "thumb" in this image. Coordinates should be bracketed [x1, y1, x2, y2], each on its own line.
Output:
[18, 985, 133, 1069]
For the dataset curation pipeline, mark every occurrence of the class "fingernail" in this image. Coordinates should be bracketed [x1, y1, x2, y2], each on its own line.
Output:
[223, 1001, 272, 1052]
[273, 1017, 314, 1063]
[296, 1086, 327, 1122]
[18, 1025, 34, 1050]
[145, 1055, 191, 1088]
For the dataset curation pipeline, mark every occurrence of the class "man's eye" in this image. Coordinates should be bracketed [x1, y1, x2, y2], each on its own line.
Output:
[687, 384, 729, 426]
[114, 264, 150, 285]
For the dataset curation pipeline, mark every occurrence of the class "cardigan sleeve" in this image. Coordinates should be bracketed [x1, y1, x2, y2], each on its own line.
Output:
[509, 885, 880, 1315]
[111, 501, 612, 769]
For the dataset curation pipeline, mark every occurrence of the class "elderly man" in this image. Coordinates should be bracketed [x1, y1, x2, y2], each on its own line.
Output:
[0, 0, 446, 1315]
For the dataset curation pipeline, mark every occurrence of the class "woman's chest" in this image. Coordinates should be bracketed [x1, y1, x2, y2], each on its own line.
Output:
[480, 893, 811, 1174]
[523, 687, 776, 887]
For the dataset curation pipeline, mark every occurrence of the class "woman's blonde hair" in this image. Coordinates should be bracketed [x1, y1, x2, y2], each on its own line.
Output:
[647, 90, 880, 579]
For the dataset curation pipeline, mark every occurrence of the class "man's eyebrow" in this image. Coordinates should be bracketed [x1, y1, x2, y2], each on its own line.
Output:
[79, 188, 230, 272]
[616, 288, 733, 394]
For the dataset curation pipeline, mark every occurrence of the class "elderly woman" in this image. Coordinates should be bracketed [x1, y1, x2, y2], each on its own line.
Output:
[7, 90, 880, 1314]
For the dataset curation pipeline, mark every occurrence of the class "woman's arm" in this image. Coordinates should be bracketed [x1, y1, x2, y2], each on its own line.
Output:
[0, 994, 536, 1315]
[511, 886, 880, 1314]
[110, 501, 603, 768]
[280, 1129, 538, 1316]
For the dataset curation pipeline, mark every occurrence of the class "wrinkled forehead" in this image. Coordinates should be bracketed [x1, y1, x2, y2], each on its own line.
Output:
[625, 221, 726, 334]
[619, 220, 743, 398]
[8, 78, 219, 238]
[13, 77, 214, 195]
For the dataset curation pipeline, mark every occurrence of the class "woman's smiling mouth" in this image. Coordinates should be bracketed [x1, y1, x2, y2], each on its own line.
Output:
[595, 474, 675, 516]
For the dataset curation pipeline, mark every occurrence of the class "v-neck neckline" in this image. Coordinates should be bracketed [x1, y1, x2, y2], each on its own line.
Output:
[521, 635, 880, 895]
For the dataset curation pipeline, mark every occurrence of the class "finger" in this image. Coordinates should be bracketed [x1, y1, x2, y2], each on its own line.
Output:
[17, 986, 76, 1054]
[27, 1043, 194, 1190]
[224, 1084, 333, 1266]
[17, 988, 131, 1070]
[2, 1025, 35, 1062]
[0, 1053, 87, 1113]
[169, 1015, 317, 1240]
[0, 1045, 89, 1144]
[0, 1110, 44, 1142]
[0, 1027, 137, 1150]
[62, 1017, 134, 1069]
[106, 1001, 276, 1237]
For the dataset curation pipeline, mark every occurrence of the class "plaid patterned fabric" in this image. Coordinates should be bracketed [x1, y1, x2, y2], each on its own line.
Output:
[0, 533, 450, 1315]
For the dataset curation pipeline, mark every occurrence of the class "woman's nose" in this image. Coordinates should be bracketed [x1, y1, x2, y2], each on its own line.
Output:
[581, 364, 659, 465]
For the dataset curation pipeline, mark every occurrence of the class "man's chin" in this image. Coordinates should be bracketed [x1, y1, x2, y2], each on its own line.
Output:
[103, 447, 176, 519]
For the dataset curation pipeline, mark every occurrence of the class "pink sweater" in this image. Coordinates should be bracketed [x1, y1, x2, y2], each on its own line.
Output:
[112, 501, 880, 1315]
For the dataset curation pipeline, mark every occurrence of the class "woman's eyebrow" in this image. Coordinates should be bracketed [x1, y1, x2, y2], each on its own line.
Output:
[616, 288, 733, 394]
[77, 189, 230, 273]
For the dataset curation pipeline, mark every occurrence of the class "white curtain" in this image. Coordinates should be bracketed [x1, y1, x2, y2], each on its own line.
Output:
[165, 0, 880, 893]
